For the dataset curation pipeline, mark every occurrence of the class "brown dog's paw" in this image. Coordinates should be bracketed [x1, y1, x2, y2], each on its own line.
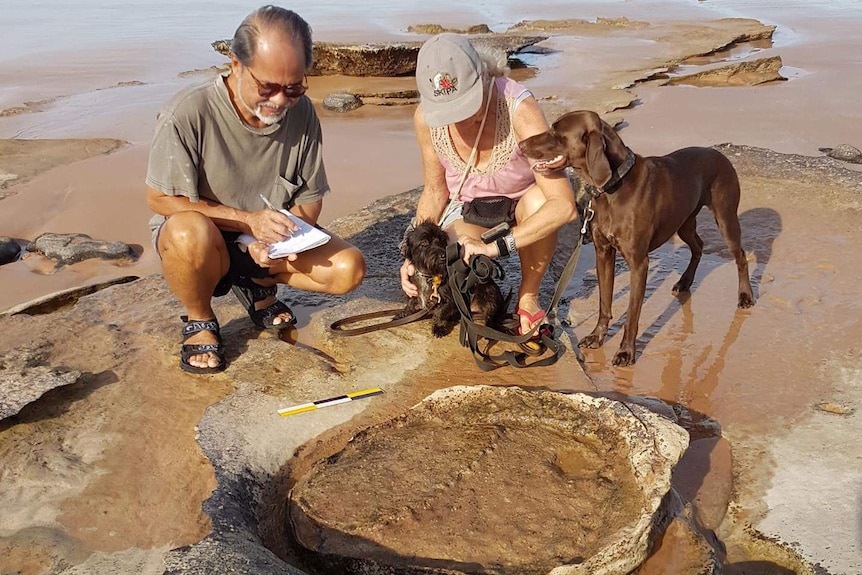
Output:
[672, 279, 693, 294]
[612, 349, 636, 367]
[431, 322, 456, 338]
[738, 293, 755, 308]
[577, 333, 604, 349]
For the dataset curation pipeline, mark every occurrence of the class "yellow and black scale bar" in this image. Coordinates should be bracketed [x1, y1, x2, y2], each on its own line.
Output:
[278, 387, 384, 417]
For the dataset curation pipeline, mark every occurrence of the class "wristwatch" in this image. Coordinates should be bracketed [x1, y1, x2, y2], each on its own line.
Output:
[495, 231, 516, 258]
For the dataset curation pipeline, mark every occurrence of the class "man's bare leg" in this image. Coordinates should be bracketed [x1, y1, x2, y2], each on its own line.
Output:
[265, 234, 366, 295]
[158, 212, 229, 370]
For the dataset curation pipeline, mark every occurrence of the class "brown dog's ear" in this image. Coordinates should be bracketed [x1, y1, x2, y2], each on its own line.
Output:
[584, 124, 612, 188]
[601, 119, 630, 167]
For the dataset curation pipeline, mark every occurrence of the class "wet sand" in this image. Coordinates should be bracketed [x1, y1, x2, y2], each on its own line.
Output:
[1, 2, 862, 574]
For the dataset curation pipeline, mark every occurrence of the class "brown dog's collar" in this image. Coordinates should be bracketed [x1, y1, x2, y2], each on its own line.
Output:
[586, 148, 636, 198]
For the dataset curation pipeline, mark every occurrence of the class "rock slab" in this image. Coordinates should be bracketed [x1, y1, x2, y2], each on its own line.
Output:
[212, 35, 548, 77]
[0, 342, 81, 420]
[289, 385, 689, 575]
[26, 233, 137, 267]
[665, 55, 785, 87]
[818, 144, 862, 164]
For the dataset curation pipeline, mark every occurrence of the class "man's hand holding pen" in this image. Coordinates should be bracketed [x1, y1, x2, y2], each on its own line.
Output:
[250, 194, 299, 244]
[240, 194, 299, 265]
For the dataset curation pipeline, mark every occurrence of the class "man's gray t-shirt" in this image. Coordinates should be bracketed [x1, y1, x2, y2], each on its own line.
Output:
[146, 72, 330, 239]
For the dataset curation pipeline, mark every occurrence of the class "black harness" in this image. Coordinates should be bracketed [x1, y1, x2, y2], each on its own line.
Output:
[330, 221, 590, 371]
[444, 232, 585, 371]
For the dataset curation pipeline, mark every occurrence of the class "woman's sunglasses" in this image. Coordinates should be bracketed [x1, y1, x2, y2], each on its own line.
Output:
[246, 67, 308, 98]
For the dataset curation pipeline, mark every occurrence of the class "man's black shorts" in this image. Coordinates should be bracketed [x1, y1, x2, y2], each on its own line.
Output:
[214, 232, 273, 297]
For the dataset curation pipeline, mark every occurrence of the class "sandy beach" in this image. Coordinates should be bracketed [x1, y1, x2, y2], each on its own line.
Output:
[1, 1, 861, 574]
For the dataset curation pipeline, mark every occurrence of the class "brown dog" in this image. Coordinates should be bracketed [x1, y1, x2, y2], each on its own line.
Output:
[519, 110, 754, 366]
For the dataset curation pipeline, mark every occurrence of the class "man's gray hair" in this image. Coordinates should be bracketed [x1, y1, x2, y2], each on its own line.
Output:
[231, 5, 314, 70]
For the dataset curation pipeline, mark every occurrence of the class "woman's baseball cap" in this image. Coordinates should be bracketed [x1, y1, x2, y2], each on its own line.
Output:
[415, 34, 486, 128]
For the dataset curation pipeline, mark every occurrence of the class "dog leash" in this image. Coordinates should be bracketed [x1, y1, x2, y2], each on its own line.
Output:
[328, 231, 585, 359]
[329, 306, 434, 336]
[445, 230, 586, 371]
[330, 271, 445, 335]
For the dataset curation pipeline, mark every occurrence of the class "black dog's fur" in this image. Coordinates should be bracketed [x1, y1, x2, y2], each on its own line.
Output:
[400, 221, 506, 338]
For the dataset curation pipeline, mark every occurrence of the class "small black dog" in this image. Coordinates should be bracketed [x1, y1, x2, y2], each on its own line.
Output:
[400, 220, 506, 338]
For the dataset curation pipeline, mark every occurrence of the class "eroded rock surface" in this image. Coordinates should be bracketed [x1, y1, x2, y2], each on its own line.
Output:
[311, 42, 421, 77]
[818, 144, 862, 164]
[0, 342, 81, 419]
[407, 24, 493, 35]
[2, 276, 140, 317]
[26, 233, 137, 267]
[510, 16, 650, 31]
[212, 35, 548, 77]
[665, 55, 785, 87]
[0, 139, 126, 198]
[289, 386, 689, 575]
[322, 92, 363, 112]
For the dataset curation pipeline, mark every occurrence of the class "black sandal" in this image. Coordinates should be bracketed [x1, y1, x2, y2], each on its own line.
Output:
[518, 323, 554, 356]
[180, 316, 226, 374]
[231, 276, 297, 331]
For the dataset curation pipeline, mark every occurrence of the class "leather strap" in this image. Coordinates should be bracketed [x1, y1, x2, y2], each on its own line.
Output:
[586, 148, 637, 198]
[329, 307, 432, 336]
[446, 233, 586, 370]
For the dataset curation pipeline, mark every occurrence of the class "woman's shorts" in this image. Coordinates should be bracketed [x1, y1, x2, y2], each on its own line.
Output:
[438, 199, 465, 231]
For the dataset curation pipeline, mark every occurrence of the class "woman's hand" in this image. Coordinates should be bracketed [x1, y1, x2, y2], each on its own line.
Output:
[400, 259, 418, 297]
[459, 235, 497, 263]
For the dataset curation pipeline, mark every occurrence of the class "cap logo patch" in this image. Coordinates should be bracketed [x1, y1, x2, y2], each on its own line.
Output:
[431, 72, 458, 97]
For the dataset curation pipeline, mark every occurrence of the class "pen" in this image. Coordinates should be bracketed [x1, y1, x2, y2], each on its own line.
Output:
[259, 194, 279, 211]
[259, 194, 297, 240]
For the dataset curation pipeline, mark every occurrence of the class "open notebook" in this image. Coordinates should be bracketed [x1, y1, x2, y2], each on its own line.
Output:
[238, 210, 330, 259]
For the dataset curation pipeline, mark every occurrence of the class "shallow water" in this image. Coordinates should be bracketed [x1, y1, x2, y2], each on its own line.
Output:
[5, 0, 859, 137]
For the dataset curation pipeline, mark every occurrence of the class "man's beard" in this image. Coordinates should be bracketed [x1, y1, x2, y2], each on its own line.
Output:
[237, 77, 287, 125]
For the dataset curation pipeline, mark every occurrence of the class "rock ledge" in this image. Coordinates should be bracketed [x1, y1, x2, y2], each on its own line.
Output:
[289, 385, 689, 575]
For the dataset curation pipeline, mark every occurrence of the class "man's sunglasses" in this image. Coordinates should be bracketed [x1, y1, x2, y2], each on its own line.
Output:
[246, 67, 308, 98]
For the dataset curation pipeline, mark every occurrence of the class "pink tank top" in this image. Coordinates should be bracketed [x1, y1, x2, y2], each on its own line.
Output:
[430, 76, 536, 202]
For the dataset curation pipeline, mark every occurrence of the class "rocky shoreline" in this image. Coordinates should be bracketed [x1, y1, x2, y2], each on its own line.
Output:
[2, 12, 862, 575]
[4, 143, 862, 573]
